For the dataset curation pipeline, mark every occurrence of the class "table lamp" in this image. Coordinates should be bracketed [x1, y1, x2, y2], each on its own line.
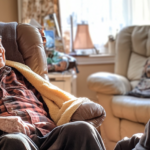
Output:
[73, 24, 98, 54]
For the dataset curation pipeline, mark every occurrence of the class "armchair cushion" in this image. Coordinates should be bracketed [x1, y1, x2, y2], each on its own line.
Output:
[127, 53, 147, 80]
[112, 95, 150, 124]
[87, 72, 131, 95]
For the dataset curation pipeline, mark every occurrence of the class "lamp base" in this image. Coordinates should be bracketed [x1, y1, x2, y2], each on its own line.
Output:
[69, 52, 89, 57]
[69, 48, 100, 57]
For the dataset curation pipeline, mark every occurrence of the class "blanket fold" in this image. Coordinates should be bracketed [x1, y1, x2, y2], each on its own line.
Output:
[6, 60, 90, 126]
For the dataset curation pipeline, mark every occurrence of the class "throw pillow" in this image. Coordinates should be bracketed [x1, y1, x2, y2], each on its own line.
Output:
[127, 59, 150, 98]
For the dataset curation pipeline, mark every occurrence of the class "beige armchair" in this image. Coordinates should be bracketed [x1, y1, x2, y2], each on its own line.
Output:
[87, 25, 150, 150]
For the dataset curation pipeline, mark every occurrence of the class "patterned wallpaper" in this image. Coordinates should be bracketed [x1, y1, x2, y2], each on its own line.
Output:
[22, 0, 54, 25]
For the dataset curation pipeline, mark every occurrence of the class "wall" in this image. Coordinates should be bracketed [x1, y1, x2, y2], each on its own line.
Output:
[0, 0, 18, 22]
[77, 63, 114, 100]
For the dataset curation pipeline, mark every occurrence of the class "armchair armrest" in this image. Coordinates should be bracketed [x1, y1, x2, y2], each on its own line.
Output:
[87, 72, 131, 95]
[71, 101, 106, 128]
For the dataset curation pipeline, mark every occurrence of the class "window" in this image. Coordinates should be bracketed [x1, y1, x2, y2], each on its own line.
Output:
[59, 0, 150, 54]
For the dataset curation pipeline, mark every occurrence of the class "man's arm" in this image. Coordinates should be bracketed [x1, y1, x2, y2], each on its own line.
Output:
[25, 122, 36, 134]
[0, 116, 33, 136]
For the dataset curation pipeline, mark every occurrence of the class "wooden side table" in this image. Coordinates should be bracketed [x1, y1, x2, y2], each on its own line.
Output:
[48, 71, 77, 96]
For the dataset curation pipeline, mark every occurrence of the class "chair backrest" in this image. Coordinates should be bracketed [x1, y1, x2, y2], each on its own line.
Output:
[115, 25, 150, 88]
[16, 23, 49, 81]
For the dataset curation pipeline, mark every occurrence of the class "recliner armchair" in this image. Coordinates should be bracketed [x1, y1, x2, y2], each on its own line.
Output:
[0, 22, 106, 135]
[87, 25, 150, 150]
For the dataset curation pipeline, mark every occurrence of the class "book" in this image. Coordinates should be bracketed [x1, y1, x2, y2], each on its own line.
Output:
[29, 18, 42, 29]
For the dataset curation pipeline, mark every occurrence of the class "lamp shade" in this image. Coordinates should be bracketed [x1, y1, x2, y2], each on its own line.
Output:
[73, 24, 94, 49]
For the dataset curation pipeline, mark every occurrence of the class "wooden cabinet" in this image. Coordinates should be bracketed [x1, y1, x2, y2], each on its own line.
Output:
[48, 71, 77, 96]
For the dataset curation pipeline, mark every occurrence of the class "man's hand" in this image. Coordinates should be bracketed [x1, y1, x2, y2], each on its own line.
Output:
[0, 116, 31, 136]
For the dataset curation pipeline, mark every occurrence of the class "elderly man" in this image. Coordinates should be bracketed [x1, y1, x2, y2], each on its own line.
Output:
[0, 37, 106, 150]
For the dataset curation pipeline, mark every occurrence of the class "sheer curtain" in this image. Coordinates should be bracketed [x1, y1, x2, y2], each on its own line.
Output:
[131, 0, 150, 25]
[59, 0, 150, 52]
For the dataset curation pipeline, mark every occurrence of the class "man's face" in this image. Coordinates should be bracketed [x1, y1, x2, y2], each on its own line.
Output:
[0, 39, 6, 69]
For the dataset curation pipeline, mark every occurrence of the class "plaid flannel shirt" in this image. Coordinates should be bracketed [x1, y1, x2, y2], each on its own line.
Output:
[0, 66, 56, 136]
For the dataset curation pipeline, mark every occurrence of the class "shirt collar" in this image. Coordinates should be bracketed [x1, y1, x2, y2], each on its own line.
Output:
[0, 66, 11, 80]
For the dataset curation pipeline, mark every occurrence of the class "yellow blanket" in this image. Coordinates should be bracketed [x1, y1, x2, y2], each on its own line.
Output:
[6, 60, 90, 126]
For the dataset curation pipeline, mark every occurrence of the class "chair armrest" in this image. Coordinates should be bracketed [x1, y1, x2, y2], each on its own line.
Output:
[71, 101, 106, 128]
[87, 72, 131, 95]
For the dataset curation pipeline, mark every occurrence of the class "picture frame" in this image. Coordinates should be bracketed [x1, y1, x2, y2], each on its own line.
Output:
[43, 13, 65, 53]
[43, 13, 61, 38]
[44, 30, 55, 51]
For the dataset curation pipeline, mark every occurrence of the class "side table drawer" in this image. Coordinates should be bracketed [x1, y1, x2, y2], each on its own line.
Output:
[48, 72, 76, 96]
[51, 80, 71, 93]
